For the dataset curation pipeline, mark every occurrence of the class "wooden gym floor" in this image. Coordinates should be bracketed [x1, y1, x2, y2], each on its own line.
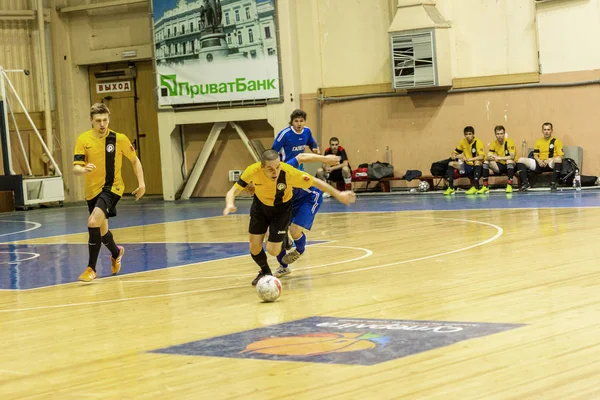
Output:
[1, 191, 600, 399]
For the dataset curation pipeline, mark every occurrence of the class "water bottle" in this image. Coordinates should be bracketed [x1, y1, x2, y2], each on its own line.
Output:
[458, 159, 465, 175]
[573, 169, 581, 191]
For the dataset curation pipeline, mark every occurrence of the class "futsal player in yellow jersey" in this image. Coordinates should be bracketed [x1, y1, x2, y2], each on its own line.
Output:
[444, 126, 485, 196]
[223, 149, 355, 286]
[73, 103, 146, 282]
[478, 125, 517, 194]
[516, 122, 564, 192]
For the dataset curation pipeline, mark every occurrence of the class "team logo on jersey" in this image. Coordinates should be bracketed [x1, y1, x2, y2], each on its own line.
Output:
[277, 183, 287, 191]
[303, 175, 310, 181]
[471, 147, 477, 155]
[549, 144, 554, 149]
[292, 145, 305, 152]
[106, 144, 115, 153]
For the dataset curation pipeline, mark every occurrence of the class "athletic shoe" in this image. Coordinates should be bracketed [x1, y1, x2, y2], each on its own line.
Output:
[465, 187, 478, 195]
[505, 184, 513, 193]
[282, 249, 303, 264]
[252, 271, 271, 286]
[111, 246, 125, 275]
[274, 266, 291, 278]
[78, 267, 96, 282]
[443, 188, 455, 196]
[477, 186, 489, 194]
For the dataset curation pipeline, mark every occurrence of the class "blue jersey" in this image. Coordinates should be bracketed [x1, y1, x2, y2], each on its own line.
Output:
[272, 126, 318, 163]
[287, 158, 322, 206]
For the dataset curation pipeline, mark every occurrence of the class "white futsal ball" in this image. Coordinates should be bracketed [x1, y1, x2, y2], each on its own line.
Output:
[418, 181, 430, 192]
[256, 275, 282, 302]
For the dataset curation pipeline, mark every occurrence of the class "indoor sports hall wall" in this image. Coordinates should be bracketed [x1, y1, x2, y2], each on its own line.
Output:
[2, 0, 599, 199]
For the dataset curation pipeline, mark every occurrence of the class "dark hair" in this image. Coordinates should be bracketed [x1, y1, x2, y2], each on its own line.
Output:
[464, 126, 475, 134]
[542, 122, 553, 129]
[494, 125, 505, 133]
[329, 137, 339, 144]
[261, 149, 280, 166]
[289, 109, 307, 124]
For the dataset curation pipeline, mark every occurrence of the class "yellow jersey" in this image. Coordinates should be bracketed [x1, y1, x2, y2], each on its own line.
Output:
[534, 137, 563, 160]
[488, 138, 517, 164]
[455, 137, 485, 166]
[73, 130, 137, 200]
[235, 162, 314, 206]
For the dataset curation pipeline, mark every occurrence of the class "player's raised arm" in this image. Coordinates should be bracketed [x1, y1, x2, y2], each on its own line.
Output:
[223, 184, 244, 215]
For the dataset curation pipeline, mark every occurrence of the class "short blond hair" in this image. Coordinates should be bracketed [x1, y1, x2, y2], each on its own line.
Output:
[90, 103, 110, 119]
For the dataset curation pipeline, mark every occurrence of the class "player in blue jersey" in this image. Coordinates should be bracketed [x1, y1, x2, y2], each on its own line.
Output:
[272, 109, 320, 168]
[274, 153, 353, 278]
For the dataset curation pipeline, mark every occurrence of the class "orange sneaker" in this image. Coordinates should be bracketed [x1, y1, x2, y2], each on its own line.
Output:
[111, 246, 125, 275]
[78, 267, 96, 282]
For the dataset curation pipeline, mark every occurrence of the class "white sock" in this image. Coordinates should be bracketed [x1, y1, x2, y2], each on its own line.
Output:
[344, 178, 351, 184]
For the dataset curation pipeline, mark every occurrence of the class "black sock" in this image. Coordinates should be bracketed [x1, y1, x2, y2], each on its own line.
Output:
[446, 166, 455, 189]
[551, 163, 562, 185]
[473, 165, 482, 189]
[88, 227, 102, 271]
[507, 165, 515, 183]
[101, 230, 120, 259]
[251, 249, 271, 274]
[482, 163, 490, 186]
[517, 163, 528, 185]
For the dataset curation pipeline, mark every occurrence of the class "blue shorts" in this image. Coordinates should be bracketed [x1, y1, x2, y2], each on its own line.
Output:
[461, 163, 474, 175]
[291, 189, 323, 230]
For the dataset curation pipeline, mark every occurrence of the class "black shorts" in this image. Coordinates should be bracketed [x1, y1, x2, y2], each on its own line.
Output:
[87, 190, 121, 218]
[329, 169, 344, 182]
[249, 196, 292, 243]
[534, 163, 553, 174]
[492, 163, 509, 175]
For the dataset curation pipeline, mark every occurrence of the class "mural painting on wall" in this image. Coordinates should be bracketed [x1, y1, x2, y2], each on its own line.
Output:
[152, 0, 281, 105]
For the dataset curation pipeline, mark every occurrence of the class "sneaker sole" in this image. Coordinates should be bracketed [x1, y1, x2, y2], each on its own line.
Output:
[274, 270, 291, 278]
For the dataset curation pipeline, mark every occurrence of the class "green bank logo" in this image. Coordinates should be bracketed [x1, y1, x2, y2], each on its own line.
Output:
[160, 74, 277, 98]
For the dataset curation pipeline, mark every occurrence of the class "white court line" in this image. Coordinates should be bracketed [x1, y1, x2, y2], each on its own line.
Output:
[0, 251, 40, 264]
[0, 216, 502, 311]
[0, 220, 41, 238]
[0, 240, 335, 292]
[6, 215, 224, 245]
[0, 369, 27, 375]
[0, 284, 247, 313]
[121, 245, 373, 283]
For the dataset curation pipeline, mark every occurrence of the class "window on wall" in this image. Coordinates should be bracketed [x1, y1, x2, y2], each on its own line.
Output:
[227, 33, 232, 44]
[248, 28, 254, 43]
[181, 25, 185, 34]
[174, 26, 177, 35]
[238, 32, 243, 45]
[268, 48, 275, 56]
[264, 26, 271, 39]
[225, 13, 230, 25]
[235, 9, 240, 22]
[190, 22, 194, 32]
[245, 7, 251, 19]
[175, 43, 179, 54]
[191, 41, 195, 53]
[167, 28, 171, 37]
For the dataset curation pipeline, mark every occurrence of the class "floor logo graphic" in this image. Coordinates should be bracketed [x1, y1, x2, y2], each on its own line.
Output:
[240, 332, 390, 357]
[152, 316, 525, 365]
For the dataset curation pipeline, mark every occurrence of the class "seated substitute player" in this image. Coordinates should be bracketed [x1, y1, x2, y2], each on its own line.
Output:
[477, 125, 517, 194]
[273, 153, 344, 278]
[223, 149, 355, 286]
[444, 126, 485, 196]
[316, 137, 352, 191]
[272, 109, 320, 170]
[516, 122, 564, 192]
